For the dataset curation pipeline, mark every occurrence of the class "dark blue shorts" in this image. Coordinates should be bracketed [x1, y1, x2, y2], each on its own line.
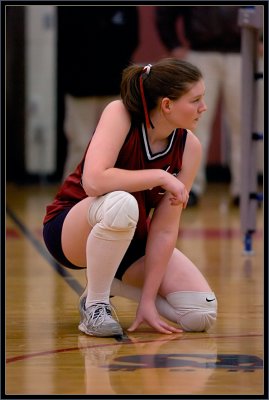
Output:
[43, 208, 146, 280]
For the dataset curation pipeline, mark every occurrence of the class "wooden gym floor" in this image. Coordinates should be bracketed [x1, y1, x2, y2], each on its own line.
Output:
[5, 182, 265, 396]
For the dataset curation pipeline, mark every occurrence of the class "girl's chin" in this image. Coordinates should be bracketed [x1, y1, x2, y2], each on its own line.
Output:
[187, 121, 199, 130]
[193, 119, 201, 126]
[180, 120, 199, 130]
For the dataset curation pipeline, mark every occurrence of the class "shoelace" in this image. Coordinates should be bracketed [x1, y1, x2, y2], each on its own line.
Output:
[87, 303, 118, 327]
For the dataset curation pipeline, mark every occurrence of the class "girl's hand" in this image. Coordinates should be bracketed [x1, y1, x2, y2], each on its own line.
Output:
[162, 173, 189, 208]
[127, 301, 182, 334]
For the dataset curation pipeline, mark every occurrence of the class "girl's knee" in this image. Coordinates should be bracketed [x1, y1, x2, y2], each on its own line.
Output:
[166, 291, 217, 332]
[88, 191, 139, 240]
[103, 191, 139, 230]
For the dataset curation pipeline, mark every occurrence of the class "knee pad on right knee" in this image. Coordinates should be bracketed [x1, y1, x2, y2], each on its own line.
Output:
[166, 291, 217, 332]
[88, 191, 139, 240]
[102, 191, 139, 231]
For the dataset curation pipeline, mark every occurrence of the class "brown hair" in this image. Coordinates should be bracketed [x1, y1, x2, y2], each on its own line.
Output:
[120, 57, 203, 127]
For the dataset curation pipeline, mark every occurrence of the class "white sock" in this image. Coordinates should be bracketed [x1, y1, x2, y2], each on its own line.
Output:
[85, 231, 133, 308]
[110, 278, 178, 323]
[85, 191, 139, 309]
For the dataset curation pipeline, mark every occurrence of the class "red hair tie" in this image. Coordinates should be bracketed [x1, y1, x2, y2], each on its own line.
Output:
[139, 64, 152, 130]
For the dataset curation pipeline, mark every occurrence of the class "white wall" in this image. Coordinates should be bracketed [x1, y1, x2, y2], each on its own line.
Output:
[25, 5, 57, 174]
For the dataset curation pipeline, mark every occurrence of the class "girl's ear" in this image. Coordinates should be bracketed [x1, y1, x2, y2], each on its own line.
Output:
[161, 97, 171, 113]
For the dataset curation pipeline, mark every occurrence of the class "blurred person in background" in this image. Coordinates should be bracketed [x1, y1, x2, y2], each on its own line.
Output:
[156, 5, 245, 206]
[57, 6, 139, 179]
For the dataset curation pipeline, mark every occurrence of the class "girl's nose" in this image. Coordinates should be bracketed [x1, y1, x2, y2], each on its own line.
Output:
[200, 100, 207, 112]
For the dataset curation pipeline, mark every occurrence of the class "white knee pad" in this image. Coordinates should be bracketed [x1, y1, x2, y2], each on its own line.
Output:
[88, 191, 139, 240]
[166, 291, 217, 332]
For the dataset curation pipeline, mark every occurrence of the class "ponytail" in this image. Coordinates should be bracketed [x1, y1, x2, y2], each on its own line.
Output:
[120, 64, 148, 126]
[120, 58, 203, 127]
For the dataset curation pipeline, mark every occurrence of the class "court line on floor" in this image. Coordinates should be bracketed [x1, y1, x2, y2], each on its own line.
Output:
[6, 206, 264, 352]
[6, 333, 263, 364]
[6, 206, 84, 295]
[6, 206, 131, 343]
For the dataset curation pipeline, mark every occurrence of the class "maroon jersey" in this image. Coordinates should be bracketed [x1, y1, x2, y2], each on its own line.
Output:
[44, 123, 187, 241]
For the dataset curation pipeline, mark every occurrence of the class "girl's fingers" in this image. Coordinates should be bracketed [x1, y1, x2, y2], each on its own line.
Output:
[160, 320, 183, 333]
[127, 318, 142, 332]
[154, 319, 183, 334]
[128, 316, 183, 335]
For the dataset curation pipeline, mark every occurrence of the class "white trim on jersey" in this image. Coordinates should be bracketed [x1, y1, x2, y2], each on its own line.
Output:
[141, 124, 177, 161]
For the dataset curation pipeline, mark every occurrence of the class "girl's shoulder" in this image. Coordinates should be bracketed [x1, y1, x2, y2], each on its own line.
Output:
[104, 99, 127, 113]
[185, 129, 202, 152]
[93, 99, 132, 146]
[102, 100, 131, 125]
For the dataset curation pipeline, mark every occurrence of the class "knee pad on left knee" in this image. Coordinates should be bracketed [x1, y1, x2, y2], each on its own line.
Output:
[166, 291, 217, 332]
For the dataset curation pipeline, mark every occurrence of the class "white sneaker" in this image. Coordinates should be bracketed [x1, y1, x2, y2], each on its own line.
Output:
[78, 297, 123, 337]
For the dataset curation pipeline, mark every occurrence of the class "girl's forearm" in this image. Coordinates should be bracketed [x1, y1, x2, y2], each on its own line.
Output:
[140, 197, 182, 303]
[140, 231, 177, 303]
[82, 168, 167, 197]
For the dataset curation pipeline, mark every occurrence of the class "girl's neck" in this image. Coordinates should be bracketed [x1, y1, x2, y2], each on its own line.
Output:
[147, 108, 177, 141]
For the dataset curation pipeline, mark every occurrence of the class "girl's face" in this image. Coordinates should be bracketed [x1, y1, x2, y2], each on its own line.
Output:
[166, 79, 207, 131]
